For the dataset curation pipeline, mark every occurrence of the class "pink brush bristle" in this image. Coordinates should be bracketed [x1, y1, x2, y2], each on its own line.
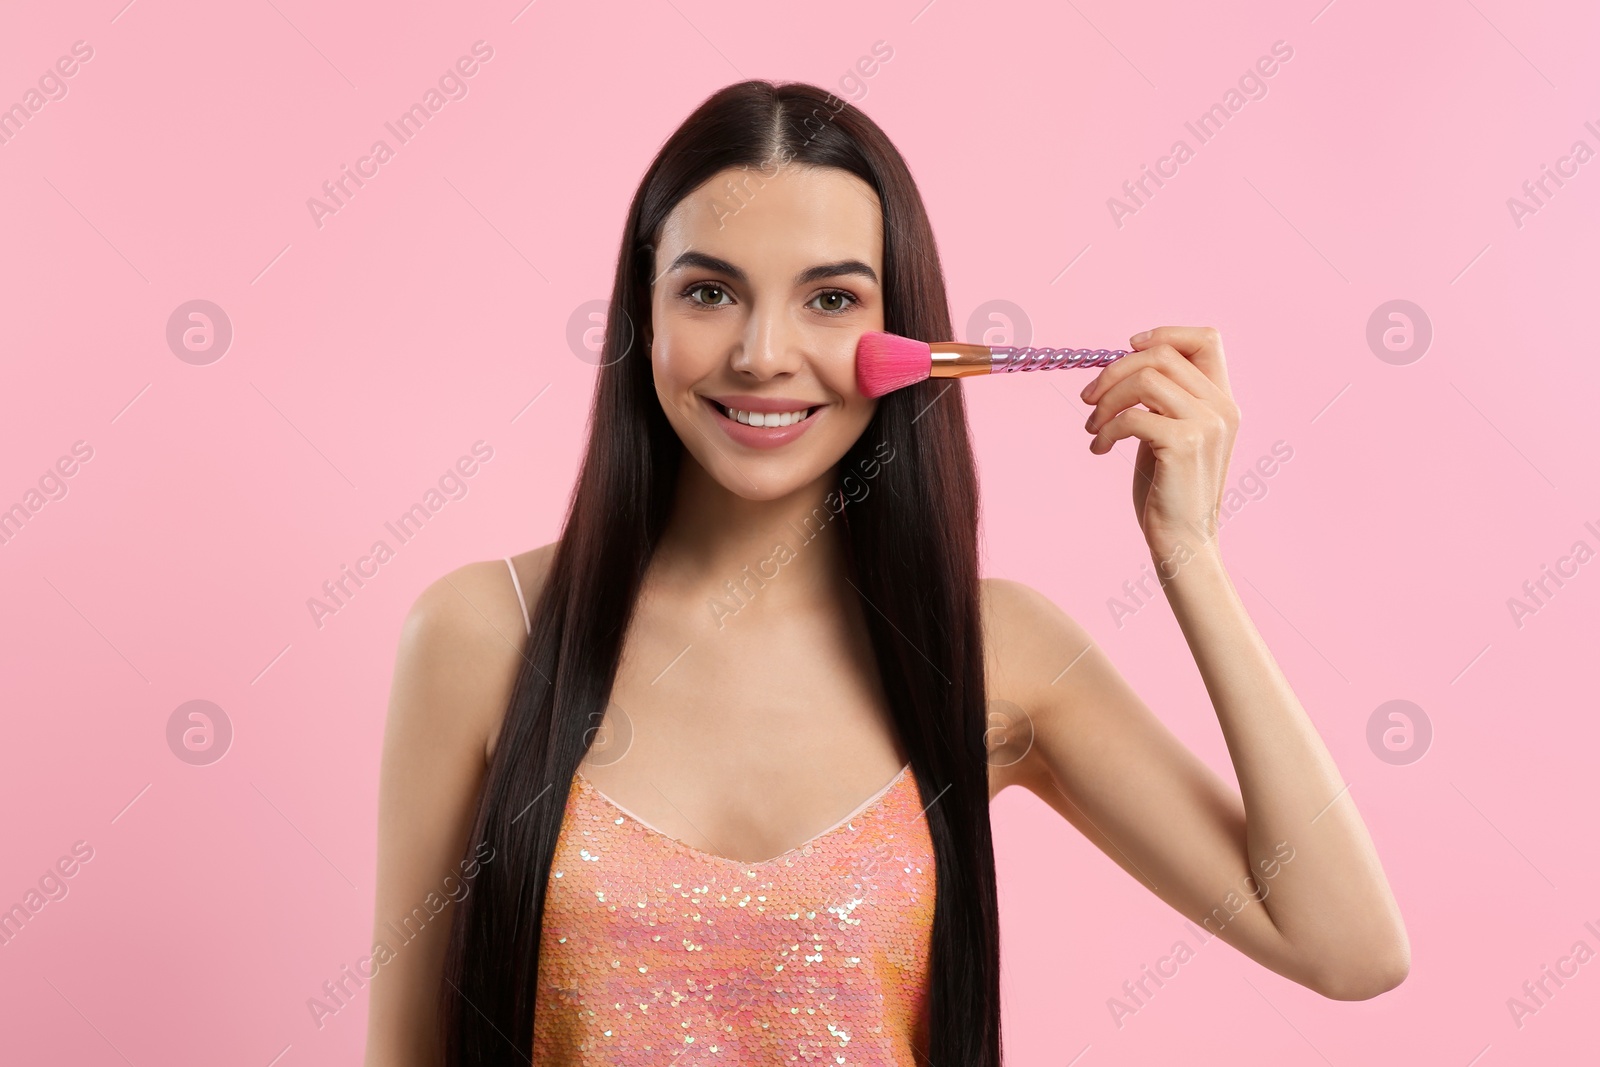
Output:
[856, 331, 933, 399]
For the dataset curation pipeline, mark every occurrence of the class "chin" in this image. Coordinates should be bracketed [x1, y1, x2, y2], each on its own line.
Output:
[703, 456, 841, 503]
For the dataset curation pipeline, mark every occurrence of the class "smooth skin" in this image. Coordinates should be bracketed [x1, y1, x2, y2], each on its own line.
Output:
[363, 163, 1407, 1065]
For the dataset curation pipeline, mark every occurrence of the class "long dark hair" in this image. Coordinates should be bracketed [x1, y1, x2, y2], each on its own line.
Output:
[439, 79, 1000, 1066]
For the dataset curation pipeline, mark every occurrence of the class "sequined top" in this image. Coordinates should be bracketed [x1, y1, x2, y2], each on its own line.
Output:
[499, 558, 937, 1063]
[530, 765, 937, 1064]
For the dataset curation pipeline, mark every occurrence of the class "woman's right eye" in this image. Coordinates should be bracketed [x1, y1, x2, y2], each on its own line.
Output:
[685, 283, 733, 307]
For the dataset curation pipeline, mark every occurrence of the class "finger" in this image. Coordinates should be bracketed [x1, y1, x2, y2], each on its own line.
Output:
[1128, 325, 1232, 396]
[1089, 407, 1180, 455]
[1082, 343, 1228, 409]
[1085, 364, 1205, 433]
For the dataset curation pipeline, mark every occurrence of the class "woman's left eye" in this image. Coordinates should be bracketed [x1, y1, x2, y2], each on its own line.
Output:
[808, 290, 858, 314]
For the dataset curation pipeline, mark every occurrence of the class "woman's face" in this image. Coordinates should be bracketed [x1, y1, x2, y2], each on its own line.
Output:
[649, 163, 885, 502]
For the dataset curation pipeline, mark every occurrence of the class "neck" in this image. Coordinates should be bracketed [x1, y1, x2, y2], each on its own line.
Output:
[651, 455, 848, 611]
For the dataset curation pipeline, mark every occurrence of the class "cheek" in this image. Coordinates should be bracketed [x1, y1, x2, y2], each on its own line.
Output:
[651, 333, 704, 393]
[650, 315, 727, 387]
[815, 336, 865, 397]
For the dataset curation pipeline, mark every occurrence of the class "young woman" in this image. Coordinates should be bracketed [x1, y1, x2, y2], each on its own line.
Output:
[363, 80, 1408, 1066]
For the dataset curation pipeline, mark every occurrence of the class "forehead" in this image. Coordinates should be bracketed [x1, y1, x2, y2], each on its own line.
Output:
[656, 164, 884, 275]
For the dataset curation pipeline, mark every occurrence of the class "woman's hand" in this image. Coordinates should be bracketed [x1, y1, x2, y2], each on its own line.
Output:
[1079, 325, 1239, 563]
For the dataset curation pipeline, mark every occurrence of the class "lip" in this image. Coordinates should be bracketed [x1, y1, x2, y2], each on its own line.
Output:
[707, 394, 824, 413]
[700, 395, 825, 450]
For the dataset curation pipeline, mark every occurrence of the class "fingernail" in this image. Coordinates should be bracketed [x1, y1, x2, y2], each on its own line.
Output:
[1130, 330, 1153, 344]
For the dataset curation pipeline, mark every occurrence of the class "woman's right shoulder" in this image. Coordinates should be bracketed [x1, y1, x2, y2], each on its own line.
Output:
[388, 542, 558, 763]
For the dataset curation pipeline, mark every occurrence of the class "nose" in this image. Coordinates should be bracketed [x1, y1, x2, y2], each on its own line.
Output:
[729, 302, 805, 381]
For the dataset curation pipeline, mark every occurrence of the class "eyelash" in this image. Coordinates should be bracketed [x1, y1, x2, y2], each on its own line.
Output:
[678, 282, 860, 316]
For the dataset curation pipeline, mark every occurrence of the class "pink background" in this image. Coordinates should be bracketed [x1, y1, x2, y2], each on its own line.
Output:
[2, 0, 1597, 1063]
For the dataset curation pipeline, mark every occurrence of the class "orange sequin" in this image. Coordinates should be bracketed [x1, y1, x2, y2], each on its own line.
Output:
[531, 764, 936, 1064]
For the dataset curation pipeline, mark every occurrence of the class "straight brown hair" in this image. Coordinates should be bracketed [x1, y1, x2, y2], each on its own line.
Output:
[439, 79, 1001, 1065]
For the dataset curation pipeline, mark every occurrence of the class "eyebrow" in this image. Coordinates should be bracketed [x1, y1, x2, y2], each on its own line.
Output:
[664, 250, 879, 287]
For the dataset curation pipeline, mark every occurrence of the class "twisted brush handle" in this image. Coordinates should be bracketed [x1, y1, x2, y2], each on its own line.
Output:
[989, 345, 1130, 371]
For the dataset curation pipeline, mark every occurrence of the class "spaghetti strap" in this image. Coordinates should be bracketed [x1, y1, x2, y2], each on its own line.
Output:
[503, 556, 530, 635]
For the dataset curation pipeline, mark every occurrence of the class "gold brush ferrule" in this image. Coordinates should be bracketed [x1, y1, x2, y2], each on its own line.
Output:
[926, 342, 994, 379]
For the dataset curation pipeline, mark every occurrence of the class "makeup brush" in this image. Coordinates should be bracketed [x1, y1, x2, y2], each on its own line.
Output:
[856, 330, 1132, 399]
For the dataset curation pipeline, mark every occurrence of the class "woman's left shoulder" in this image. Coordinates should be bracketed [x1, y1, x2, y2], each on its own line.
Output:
[978, 576, 1100, 797]
[978, 576, 1092, 664]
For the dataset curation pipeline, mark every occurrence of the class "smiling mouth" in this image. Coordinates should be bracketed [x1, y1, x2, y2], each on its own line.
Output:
[710, 401, 818, 428]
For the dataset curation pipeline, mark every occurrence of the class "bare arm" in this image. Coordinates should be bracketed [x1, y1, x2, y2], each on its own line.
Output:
[362, 558, 535, 1066]
[1158, 543, 1408, 995]
[984, 323, 1409, 1000]
[985, 566, 1408, 1001]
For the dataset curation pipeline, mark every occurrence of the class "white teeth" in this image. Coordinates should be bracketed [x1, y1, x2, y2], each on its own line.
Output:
[721, 405, 812, 427]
